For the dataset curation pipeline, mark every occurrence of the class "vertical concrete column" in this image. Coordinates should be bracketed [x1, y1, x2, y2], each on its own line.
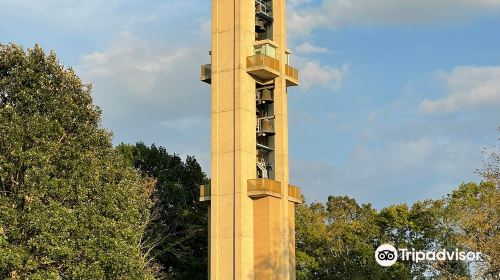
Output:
[210, 0, 256, 278]
[270, 0, 293, 279]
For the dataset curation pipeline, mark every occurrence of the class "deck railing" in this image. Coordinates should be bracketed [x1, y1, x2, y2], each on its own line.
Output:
[248, 178, 282, 195]
[247, 54, 280, 72]
[285, 64, 299, 81]
[288, 184, 302, 201]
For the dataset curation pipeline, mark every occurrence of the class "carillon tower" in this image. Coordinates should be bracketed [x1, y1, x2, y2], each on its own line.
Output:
[199, 0, 301, 278]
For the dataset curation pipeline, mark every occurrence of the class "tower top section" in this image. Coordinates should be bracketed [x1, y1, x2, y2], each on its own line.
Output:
[200, 0, 299, 87]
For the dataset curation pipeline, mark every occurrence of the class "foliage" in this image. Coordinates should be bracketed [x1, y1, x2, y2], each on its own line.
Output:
[0, 44, 155, 279]
[477, 128, 500, 185]
[446, 182, 500, 279]
[459, 128, 500, 278]
[297, 196, 407, 280]
[296, 196, 470, 279]
[117, 143, 209, 279]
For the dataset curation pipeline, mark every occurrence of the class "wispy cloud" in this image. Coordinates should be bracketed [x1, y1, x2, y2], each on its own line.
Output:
[419, 66, 500, 113]
[76, 29, 210, 125]
[291, 136, 481, 208]
[76, 28, 211, 171]
[295, 42, 333, 55]
[298, 60, 348, 90]
[81, 32, 192, 93]
[288, 0, 500, 35]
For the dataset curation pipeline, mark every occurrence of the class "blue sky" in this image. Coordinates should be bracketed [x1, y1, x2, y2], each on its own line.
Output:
[1, 0, 499, 208]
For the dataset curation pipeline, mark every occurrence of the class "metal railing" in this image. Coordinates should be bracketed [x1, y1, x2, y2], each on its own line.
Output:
[247, 54, 280, 73]
[255, 0, 272, 18]
[285, 64, 299, 81]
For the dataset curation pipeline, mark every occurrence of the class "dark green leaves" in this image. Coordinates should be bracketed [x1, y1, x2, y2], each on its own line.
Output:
[0, 44, 155, 279]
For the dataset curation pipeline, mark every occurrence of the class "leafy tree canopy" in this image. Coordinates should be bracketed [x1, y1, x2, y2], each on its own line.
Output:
[296, 196, 469, 279]
[447, 182, 500, 278]
[117, 143, 209, 279]
[0, 44, 155, 279]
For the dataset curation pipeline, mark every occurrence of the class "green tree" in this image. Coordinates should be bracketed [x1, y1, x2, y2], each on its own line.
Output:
[296, 196, 469, 279]
[117, 143, 209, 279]
[445, 129, 500, 279]
[446, 182, 500, 279]
[296, 196, 393, 280]
[0, 44, 155, 279]
[477, 128, 500, 185]
[295, 201, 327, 280]
[377, 201, 468, 279]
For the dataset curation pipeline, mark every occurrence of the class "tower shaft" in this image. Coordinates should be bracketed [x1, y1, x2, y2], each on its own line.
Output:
[200, 0, 301, 278]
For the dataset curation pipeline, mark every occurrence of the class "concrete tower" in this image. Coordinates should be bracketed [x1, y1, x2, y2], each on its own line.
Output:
[199, 0, 301, 279]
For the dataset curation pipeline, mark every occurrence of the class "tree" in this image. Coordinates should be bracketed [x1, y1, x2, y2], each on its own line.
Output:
[377, 200, 468, 279]
[446, 182, 500, 279]
[296, 196, 469, 279]
[296, 196, 392, 279]
[444, 128, 500, 278]
[0, 44, 155, 279]
[117, 143, 209, 279]
[295, 201, 327, 280]
[477, 128, 500, 185]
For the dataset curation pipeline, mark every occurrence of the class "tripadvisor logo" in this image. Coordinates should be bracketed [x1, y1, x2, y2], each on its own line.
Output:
[375, 244, 483, 267]
[375, 244, 398, 267]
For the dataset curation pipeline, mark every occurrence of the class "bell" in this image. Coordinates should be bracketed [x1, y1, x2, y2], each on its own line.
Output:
[255, 20, 266, 33]
[260, 89, 272, 102]
[261, 119, 273, 133]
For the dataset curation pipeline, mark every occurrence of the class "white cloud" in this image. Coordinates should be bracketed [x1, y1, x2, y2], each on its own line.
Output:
[291, 42, 347, 91]
[76, 30, 211, 172]
[295, 42, 332, 55]
[387, 137, 435, 165]
[288, 0, 500, 35]
[419, 66, 500, 113]
[298, 61, 348, 90]
[78, 31, 208, 117]
[288, 9, 327, 36]
[291, 136, 480, 208]
[81, 32, 191, 93]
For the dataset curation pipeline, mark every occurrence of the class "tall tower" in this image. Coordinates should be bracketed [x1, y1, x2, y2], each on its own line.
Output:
[199, 0, 301, 279]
